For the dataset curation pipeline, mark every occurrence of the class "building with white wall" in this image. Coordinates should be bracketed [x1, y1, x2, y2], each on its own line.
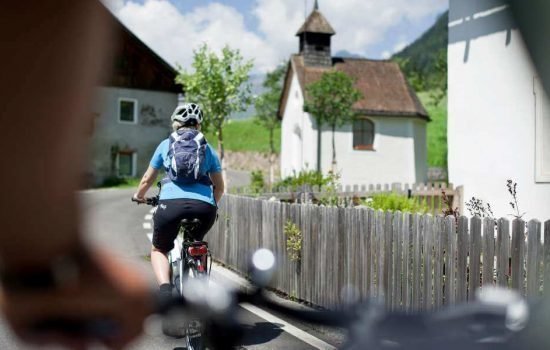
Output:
[448, 0, 550, 220]
[278, 2, 429, 187]
[88, 5, 180, 185]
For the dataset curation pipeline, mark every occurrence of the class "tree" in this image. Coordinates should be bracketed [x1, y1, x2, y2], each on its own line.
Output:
[428, 50, 447, 106]
[394, 56, 426, 93]
[304, 70, 362, 171]
[253, 64, 285, 186]
[176, 44, 254, 188]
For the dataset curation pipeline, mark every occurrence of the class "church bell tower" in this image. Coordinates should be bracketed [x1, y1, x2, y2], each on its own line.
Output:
[296, 0, 335, 67]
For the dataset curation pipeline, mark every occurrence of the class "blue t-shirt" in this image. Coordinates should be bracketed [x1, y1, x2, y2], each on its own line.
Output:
[150, 138, 221, 206]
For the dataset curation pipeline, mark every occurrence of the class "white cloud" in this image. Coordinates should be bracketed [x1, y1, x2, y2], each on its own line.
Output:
[253, 0, 448, 57]
[108, 0, 279, 72]
[102, 0, 125, 12]
[105, 0, 447, 73]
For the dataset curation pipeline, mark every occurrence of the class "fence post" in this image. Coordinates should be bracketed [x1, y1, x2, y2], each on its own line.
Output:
[411, 214, 422, 310]
[497, 219, 511, 287]
[456, 216, 469, 302]
[376, 210, 386, 299]
[482, 218, 496, 287]
[469, 216, 482, 298]
[391, 211, 402, 310]
[452, 186, 464, 215]
[367, 208, 376, 298]
[511, 219, 526, 294]
[544, 221, 550, 297]
[423, 215, 433, 310]
[402, 213, 411, 311]
[384, 211, 393, 309]
[526, 220, 542, 297]
[445, 216, 457, 305]
[433, 216, 444, 308]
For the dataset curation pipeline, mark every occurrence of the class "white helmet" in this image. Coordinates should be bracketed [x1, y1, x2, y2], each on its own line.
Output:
[171, 103, 203, 124]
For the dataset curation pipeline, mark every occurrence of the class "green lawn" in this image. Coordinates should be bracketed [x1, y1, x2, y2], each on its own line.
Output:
[417, 91, 447, 168]
[203, 119, 281, 154]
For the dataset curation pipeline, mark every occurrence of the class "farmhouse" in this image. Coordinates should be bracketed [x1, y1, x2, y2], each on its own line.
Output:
[279, 1, 429, 186]
[448, 0, 550, 219]
[88, 3, 180, 185]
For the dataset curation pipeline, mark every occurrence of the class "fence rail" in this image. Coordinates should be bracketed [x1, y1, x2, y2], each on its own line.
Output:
[209, 195, 550, 311]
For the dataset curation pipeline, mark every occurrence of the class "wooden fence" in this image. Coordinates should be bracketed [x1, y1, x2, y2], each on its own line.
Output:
[209, 195, 550, 311]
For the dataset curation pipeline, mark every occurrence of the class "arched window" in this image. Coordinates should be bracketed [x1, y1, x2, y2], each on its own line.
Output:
[353, 118, 375, 150]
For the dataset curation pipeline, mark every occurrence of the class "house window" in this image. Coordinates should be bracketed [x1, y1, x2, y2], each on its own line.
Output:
[353, 118, 375, 150]
[118, 98, 138, 124]
[535, 77, 550, 182]
[118, 151, 137, 177]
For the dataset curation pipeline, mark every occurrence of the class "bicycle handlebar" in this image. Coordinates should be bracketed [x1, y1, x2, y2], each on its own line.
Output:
[131, 196, 159, 206]
[32, 281, 529, 350]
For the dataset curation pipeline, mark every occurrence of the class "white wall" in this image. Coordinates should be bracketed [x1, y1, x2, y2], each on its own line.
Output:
[90, 87, 178, 183]
[319, 118, 424, 186]
[413, 120, 428, 184]
[448, 0, 550, 220]
[281, 70, 317, 177]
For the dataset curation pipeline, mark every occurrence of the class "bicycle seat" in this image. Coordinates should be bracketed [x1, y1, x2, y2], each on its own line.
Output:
[180, 218, 201, 233]
[180, 218, 201, 228]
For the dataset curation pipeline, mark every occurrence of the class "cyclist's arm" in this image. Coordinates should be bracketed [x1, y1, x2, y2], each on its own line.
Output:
[134, 166, 159, 200]
[210, 172, 224, 204]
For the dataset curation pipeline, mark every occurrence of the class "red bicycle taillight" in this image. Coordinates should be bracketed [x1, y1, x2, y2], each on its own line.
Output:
[188, 245, 208, 256]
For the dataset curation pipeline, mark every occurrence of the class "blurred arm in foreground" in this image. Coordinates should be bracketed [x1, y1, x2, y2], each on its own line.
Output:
[0, 1, 150, 348]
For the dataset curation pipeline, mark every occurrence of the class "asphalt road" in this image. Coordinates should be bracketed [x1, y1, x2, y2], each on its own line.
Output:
[0, 188, 340, 349]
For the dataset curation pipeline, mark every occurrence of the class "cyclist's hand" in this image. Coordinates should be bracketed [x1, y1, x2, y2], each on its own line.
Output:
[132, 194, 146, 204]
[0, 246, 152, 349]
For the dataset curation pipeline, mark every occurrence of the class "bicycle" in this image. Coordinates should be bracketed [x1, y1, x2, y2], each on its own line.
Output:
[170, 217, 211, 350]
[132, 187, 212, 350]
[31, 245, 541, 350]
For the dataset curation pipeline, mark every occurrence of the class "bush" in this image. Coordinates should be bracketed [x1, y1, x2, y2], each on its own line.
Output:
[250, 170, 265, 193]
[99, 176, 142, 188]
[284, 220, 302, 262]
[363, 192, 429, 214]
[101, 176, 129, 187]
[274, 170, 338, 191]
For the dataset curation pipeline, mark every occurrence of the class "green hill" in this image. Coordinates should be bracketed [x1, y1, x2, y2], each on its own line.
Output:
[393, 11, 448, 91]
[203, 119, 281, 154]
[394, 11, 448, 168]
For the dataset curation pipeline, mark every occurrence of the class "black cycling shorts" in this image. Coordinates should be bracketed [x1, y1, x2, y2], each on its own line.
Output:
[152, 199, 217, 252]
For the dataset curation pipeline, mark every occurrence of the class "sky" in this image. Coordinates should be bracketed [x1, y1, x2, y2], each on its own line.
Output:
[104, 0, 448, 74]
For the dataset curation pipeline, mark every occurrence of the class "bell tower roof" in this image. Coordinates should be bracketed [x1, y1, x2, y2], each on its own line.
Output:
[295, 2, 335, 36]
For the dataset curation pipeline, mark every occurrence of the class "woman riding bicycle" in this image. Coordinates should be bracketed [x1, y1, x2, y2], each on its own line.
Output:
[132, 103, 224, 298]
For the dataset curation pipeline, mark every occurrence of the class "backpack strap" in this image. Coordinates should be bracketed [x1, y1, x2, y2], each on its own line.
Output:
[160, 175, 212, 186]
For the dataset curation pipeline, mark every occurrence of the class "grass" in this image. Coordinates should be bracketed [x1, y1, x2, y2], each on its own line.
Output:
[97, 176, 141, 188]
[203, 119, 281, 154]
[417, 91, 447, 168]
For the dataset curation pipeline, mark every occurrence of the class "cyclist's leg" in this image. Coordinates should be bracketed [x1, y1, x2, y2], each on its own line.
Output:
[151, 200, 181, 286]
[151, 248, 171, 285]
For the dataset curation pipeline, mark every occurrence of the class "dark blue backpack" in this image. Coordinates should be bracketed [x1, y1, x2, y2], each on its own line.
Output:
[166, 129, 211, 185]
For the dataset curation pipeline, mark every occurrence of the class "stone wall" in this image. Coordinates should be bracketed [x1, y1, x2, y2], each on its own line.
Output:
[225, 151, 280, 177]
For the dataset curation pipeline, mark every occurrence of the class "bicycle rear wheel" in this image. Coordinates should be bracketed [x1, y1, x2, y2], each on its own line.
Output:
[162, 258, 186, 337]
[185, 264, 208, 350]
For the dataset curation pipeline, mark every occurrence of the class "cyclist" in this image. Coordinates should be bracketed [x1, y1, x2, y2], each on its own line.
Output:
[132, 103, 224, 299]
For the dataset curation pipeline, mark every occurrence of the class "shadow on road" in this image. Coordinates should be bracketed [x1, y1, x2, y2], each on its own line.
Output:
[238, 322, 285, 346]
